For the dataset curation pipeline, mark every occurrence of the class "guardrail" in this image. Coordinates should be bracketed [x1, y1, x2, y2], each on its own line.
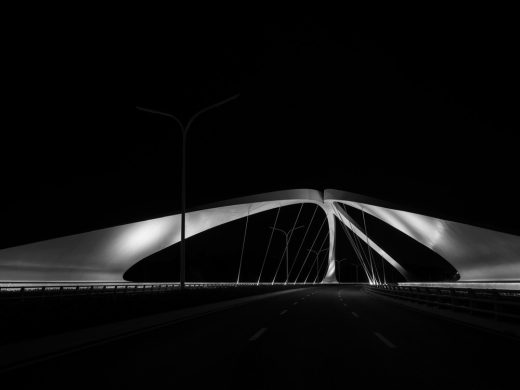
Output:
[366, 284, 520, 322]
[0, 282, 317, 301]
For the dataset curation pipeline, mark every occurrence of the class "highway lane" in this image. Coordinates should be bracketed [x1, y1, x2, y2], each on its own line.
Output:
[2, 286, 518, 389]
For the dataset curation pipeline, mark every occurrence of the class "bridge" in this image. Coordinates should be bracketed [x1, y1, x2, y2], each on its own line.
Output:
[0, 188, 519, 388]
[2, 9, 519, 389]
[2, 188, 520, 283]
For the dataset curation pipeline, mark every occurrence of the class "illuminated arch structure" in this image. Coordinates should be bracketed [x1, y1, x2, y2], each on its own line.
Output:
[0, 189, 519, 283]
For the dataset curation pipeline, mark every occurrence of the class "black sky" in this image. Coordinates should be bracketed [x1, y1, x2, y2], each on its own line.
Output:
[1, 10, 518, 251]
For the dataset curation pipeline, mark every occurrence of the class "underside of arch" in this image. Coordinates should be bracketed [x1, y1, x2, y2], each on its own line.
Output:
[325, 189, 520, 281]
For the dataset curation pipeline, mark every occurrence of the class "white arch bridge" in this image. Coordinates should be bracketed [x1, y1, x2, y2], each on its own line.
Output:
[1, 189, 519, 284]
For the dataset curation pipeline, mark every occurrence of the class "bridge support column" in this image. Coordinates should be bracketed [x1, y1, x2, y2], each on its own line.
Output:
[321, 202, 338, 283]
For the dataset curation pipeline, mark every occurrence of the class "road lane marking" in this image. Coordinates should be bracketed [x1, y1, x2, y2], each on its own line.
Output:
[249, 328, 267, 341]
[293, 301, 298, 305]
[374, 332, 397, 349]
[280, 309, 288, 315]
[352, 311, 359, 318]
[343, 303, 348, 307]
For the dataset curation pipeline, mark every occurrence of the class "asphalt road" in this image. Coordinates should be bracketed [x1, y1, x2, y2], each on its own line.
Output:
[2, 286, 518, 389]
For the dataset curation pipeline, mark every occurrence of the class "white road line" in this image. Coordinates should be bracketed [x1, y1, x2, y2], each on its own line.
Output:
[293, 301, 298, 305]
[280, 309, 288, 315]
[374, 332, 397, 349]
[249, 328, 267, 341]
[352, 311, 359, 318]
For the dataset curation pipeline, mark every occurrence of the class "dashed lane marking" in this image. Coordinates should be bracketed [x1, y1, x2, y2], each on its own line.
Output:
[249, 328, 268, 341]
[280, 309, 288, 315]
[374, 332, 397, 349]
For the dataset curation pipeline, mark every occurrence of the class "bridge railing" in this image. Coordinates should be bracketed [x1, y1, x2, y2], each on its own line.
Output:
[0, 282, 315, 301]
[366, 284, 520, 322]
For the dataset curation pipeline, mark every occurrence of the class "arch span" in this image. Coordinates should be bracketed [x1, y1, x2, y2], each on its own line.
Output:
[1, 188, 519, 283]
[325, 189, 520, 282]
[0, 189, 325, 282]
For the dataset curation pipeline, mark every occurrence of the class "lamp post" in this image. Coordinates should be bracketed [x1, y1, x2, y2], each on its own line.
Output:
[270, 225, 304, 284]
[307, 248, 329, 284]
[136, 94, 239, 289]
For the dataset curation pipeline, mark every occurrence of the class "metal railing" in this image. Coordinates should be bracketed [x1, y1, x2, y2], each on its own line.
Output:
[366, 284, 520, 322]
[0, 282, 317, 301]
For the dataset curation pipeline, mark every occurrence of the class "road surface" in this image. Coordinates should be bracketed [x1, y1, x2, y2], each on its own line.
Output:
[2, 286, 518, 389]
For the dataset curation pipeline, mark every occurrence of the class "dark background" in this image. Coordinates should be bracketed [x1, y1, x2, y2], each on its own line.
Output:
[1, 10, 517, 281]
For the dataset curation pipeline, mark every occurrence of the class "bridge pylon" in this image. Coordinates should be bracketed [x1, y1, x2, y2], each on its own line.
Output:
[321, 202, 338, 284]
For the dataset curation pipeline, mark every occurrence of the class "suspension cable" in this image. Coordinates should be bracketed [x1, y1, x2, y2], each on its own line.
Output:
[256, 207, 281, 285]
[335, 204, 374, 284]
[286, 204, 318, 283]
[293, 215, 327, 284]
[343, 203, 386, 285]
[337, 205, 370, 274]
[341, 204, 371, 264]
[313, 247, 329, 284]
[338, 215, 372, 283]
[271, 203, 304, 284]
[341, 203, 377, 284]
[361, 206, 380, 284]
[236, 208, 250, 284]
[361, 207, 375, 282]
[304, 232, 329, 284]
[382, 255, 387, 284]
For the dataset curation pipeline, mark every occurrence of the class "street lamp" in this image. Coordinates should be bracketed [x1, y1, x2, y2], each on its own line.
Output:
[270, 225, 304, 284]
[307, 248, 329, 284]
[136, 94, 239, 289]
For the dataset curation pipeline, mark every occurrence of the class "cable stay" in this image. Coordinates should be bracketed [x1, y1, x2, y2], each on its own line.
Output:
[340, 203, 378, 284]
[312, 244, 330, 284]
[293, 216, 327, 284]
[338, 215, 373, 284]
[335, 204, 372, 280]
[286, 204, 319, 283]
[271, 203, 305, 284]
[340, 204, 371, 268]
[304, 232, 329, 284]
[361, 206, 382, 285]
[361, 206, 378, 284]
[236, 207, 250, 284]
[382, 254, 387, 284]
[257, 207, 281, 285]
[335, 204, 375, 284]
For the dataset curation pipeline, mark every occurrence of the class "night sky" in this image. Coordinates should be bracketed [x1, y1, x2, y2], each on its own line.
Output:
[1, 11, 518, 281]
